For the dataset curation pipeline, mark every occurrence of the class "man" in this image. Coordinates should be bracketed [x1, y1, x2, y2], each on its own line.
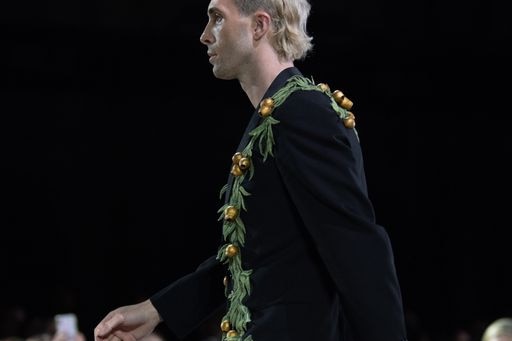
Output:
[93, 0, 408, 340]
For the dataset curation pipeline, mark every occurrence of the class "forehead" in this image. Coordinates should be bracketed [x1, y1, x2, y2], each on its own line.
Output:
[207, 0, 238, 14]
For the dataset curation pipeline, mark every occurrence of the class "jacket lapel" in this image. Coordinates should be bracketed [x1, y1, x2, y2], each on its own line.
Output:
[222, 67, 303, 204]
[223, 112, 261, 204]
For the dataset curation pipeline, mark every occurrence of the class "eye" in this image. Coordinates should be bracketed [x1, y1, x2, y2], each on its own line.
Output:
[214, 13, 223, 24]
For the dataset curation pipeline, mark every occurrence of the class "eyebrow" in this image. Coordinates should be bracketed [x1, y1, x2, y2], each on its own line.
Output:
[208, 6, 222, 15]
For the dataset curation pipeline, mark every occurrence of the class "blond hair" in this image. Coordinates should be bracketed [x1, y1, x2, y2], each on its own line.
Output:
[234, 0, 313, 61]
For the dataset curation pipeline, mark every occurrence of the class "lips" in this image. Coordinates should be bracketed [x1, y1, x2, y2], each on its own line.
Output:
[207, 51, 217, 61]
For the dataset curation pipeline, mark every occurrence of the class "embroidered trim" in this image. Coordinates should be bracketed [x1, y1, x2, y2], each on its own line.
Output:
[216, 74, 353, 341]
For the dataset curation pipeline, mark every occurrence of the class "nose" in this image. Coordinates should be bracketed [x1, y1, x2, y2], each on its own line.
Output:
[199, 24, 213, 45]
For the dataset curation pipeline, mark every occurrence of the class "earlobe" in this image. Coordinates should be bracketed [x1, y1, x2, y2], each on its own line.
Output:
[253, 12, 271, 40]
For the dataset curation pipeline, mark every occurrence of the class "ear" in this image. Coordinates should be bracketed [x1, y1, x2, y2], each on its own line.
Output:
[253, 11, 271, 40]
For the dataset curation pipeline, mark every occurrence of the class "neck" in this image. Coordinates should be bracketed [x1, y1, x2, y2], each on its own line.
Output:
[239, 57, 294, 109]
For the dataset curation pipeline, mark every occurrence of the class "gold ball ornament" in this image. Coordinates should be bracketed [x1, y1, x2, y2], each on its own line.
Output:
[231, 164, 243, 177]
[343, 112, 356, 129]
[220, 320, 231, 333]
[224, 205, 239, 222]
[232, 152, 243, 165]
[340, 96, 353, 110]
[318, 83, 330, 92]
[332, 90, 345, 104]
[261, 97, 274, 108]
[223, 276, 229, 287]
[238, 157, 251, 171]
[226, 330, 238, 338]
[259, 105, 273, 118]
[225, 244, 239, 258]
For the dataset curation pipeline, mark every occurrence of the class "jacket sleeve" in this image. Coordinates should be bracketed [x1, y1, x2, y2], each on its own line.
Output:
[273, 90, 407, 341]
[150, 255, 226, 340]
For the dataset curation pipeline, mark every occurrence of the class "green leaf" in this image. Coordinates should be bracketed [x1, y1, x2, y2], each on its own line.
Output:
[217, 75, 329, 341]
[219, 184, 228, 199]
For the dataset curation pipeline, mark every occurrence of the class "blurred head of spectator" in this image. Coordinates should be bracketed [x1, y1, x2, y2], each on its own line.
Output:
[482, 318, 512, 341]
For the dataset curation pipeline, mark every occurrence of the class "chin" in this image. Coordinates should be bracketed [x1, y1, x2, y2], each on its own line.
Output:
[212, 68, 235, 80]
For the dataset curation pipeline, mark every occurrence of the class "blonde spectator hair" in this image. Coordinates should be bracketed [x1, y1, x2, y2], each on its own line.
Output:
[482, 318, 512, 341]
[234, 0, 314, 61]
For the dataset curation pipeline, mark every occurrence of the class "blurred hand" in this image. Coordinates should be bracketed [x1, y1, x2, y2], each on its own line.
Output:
[94, 300, 161, 341]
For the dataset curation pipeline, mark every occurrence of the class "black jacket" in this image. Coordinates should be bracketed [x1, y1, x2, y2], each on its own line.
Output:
[151, 67, 408, 341]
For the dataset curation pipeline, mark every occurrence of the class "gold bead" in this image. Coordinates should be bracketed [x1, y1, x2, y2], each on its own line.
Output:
[224, 206, 239, 222]
[220, 320, 231, 332]
[225, 244, 239, 258]
[340, 96, 353, 110]
[231, 152, 243, 165]
[231, 164, 243, 177]
[223, 276, 229, 287]
[318, 83, 330, 92]
[259, 105, 273, 118]
[261, 97, 274, 108]
[343, 117, 356, 129]
[238, 157, 251, 171]
[259, 97, 275, 117]
[226, 330, 238, 338]
[332, 90, 344, 104]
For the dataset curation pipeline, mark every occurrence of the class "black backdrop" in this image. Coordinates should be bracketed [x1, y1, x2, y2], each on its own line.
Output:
[1, 1, 511, 340]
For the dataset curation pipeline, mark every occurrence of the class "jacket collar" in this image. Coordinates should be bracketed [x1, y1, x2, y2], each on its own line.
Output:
[259, 67, 302, 104]
[224, 67, 303, 204]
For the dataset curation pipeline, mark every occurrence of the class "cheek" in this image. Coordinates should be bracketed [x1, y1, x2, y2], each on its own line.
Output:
[213, 24, 223, 41]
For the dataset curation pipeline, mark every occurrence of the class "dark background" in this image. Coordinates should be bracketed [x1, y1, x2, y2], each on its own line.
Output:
[1, 1, 511, 341]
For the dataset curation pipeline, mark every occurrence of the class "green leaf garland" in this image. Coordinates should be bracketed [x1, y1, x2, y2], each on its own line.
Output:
[216, 74, 354, 341]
